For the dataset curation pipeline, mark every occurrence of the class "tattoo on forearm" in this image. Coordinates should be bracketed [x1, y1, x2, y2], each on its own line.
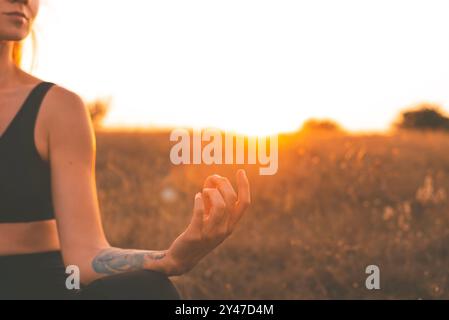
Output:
[92, 248, 166, 275]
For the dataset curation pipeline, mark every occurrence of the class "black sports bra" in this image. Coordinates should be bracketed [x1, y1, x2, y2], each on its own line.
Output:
[0, 82, 55, 223]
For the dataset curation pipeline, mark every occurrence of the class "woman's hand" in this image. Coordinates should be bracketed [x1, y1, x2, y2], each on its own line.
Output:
[165, 169, 251, 276]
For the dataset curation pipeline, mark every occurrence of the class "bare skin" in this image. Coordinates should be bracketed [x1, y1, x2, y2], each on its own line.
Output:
[0, 0, 251, 284]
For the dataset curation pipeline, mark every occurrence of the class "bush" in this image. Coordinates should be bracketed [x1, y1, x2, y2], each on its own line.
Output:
[87, 97, 111, 128]
[395, 104, 449, 131]
[300, 119, 344, 134]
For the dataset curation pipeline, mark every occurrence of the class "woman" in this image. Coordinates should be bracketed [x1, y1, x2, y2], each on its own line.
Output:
[0, 0, 251, 300]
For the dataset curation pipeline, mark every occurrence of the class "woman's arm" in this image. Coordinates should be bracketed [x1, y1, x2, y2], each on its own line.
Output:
[45, 87, 250, 285]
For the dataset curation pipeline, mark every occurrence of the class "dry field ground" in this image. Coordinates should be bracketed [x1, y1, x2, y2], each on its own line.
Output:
[95, 130, 449, 299]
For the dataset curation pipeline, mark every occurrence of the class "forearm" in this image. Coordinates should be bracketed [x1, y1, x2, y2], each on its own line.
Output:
[71, 246, 178, 285]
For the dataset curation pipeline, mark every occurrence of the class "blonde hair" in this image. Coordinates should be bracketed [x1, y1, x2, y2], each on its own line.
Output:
[12, 29, 36, 69]
[12, 42, 23, 67]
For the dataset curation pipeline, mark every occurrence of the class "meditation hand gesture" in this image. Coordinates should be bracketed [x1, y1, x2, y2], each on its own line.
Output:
[166, 170, 251, 275]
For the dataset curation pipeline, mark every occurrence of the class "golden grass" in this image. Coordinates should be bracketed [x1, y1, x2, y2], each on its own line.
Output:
[95, 130, 449, 299]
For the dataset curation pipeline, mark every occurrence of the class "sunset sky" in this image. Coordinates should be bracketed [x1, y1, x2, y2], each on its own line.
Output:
[26, 0, 449, 135]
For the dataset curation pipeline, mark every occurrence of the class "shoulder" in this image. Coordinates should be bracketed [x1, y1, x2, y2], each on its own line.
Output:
[42, 84, 92, 131]
[18, 72, 89, 121]
[42, 84, 95, 150]
[44, 84, 90, 121]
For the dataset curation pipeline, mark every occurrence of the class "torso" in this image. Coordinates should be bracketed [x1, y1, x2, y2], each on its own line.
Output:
[0, 74, 60, 255]
[0, 221, 60, 255]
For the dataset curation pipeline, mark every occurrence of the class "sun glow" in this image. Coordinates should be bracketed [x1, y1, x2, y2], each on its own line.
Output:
[27, 0, 449, 136]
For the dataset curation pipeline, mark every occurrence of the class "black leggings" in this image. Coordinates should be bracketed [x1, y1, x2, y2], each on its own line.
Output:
[0, 251, 180, 300]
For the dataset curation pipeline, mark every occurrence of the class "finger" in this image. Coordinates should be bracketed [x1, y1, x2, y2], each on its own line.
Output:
[190, 192, 205, 232]
[204, 175, 238, 212]
[233, 169, 251, 223]
[202, 188, 227, 233]
[204, 174, 220, 188]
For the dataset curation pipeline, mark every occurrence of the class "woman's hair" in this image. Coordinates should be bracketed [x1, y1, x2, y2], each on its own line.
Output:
[12, 42, 23, 67]
[12, 29, 37, 69]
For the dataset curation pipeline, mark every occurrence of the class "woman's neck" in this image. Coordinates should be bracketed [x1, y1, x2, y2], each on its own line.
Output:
[0, 41, 18, 87]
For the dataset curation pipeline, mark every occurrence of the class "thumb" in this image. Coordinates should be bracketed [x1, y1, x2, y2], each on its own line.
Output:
[190, 192, 205, 231]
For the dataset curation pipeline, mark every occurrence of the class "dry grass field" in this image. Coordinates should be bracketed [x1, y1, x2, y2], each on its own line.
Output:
[95, 129, 449, 299]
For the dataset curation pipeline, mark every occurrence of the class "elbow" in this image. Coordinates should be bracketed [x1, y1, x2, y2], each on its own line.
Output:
[60, 244, 111, 286]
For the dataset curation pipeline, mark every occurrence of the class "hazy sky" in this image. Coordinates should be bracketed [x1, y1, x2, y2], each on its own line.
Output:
[27, 0, 449, 135]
